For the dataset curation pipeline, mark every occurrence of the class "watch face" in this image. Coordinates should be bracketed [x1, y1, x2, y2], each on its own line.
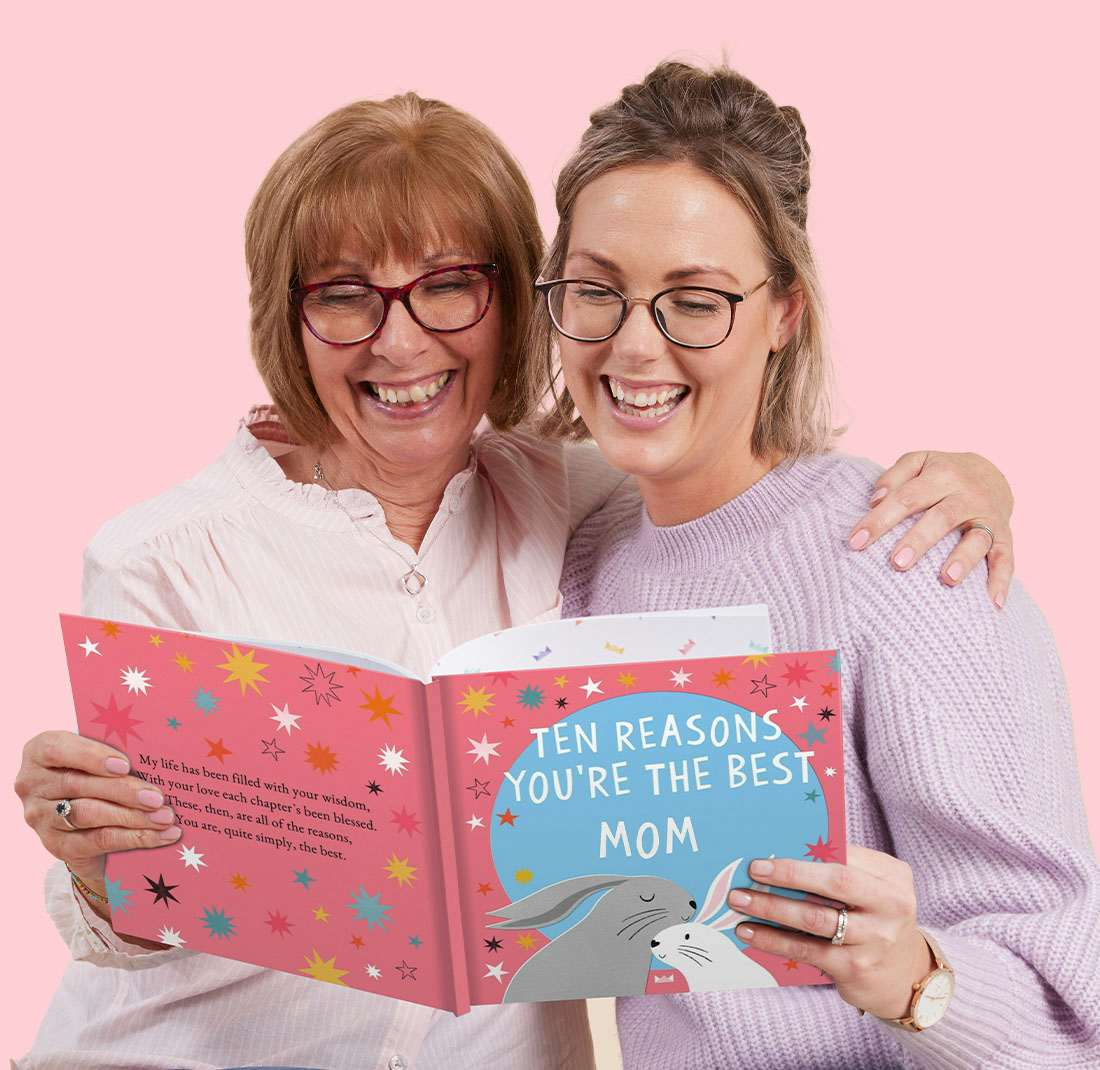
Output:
[913, 969, 955, 1029]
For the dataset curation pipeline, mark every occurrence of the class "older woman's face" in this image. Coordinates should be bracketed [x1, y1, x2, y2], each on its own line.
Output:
[300, 243, 503, 471]
[557, 162, 797, 487]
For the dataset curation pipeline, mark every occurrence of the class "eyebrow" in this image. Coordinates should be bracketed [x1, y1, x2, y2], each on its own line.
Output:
[566, 249, 742, 287]
[318, 248, 477, 274]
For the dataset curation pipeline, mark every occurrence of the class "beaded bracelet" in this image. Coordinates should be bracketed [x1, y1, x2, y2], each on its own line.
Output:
[66, 864, 108, 906]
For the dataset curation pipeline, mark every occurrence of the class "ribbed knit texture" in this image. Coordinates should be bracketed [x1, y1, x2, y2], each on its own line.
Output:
[561, 453, 1100, 1070]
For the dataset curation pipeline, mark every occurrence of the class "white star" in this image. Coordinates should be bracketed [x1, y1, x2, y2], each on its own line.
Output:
[466, 814, 485, 831]
[791, 696, 807, 711]
[120, 666, 151, 694]
[365, 963, 382, 979]
[467, 734, 501, 766]
[484, 961, 509, 983]
[824, 767, 837, 778]
[178, 844, 206, 871]
[670, 667, 692, 688]
[157, 925, 186, 947]
[78, 636, 101, 657]
[379, 744, 409, 776]
[580, 677, 604, 699]
[270, 702, 301, 734]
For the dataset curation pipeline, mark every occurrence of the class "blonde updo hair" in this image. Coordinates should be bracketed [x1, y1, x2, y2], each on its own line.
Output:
[246, 94, 545, 444]
[536, 61, 835, 459]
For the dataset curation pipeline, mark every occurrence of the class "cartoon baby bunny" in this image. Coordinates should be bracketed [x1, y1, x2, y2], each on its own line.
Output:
[650, 857, 779, 991]
[487, 873, 697, 1002]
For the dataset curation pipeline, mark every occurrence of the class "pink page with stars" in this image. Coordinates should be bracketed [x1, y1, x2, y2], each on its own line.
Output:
[61, 614, 470, 1014]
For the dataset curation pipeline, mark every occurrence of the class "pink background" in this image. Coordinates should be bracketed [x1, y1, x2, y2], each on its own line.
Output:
[4, 2, 1097, 1061]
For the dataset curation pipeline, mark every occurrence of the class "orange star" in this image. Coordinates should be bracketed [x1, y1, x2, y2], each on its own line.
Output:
[783, 959, 800, 971]
[820, 681, 838, 698]
[476, 882, 494, 896]
[502, 716, 515, 728]
[346, 666, 361, 676]
[350, 934, 365, 949]
[712, 668, 733, 687]
[206, 737, 232, 763]
[617, 672, 636, 688]
[497, 808, 518, 827]
[517, 934, 537, 950]
[100, 621, 121, 637]
[230, 872, 250, 891]
[359, 686, 402, 729]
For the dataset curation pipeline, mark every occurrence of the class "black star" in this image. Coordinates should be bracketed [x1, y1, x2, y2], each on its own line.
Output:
[750, 673, 776, 697]
[467, 778, 491, 800]
[817, 707, 835, 722]
[555, 697, 568, 709]
[395, 958, 418, 980]
[144, 873, 179, 907]
[366, 780, 383, 795]
[261, 737, 286, 761]
[483, 936, 503, 953]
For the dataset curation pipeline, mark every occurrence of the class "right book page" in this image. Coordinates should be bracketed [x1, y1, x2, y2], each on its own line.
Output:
[436, 641, 846, 1007]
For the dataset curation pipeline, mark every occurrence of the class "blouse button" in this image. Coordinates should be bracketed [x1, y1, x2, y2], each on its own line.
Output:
[388, 1056, 408, 1070]
[416, 605, 435, 624]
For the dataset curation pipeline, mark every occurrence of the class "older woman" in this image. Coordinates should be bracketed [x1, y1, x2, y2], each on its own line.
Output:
[17, 93, 1014, 1070]
[548, 62, 1100, 1068]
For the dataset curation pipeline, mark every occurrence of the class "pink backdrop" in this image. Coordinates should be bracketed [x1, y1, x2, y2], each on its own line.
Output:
[5, 3, 1097, 1059]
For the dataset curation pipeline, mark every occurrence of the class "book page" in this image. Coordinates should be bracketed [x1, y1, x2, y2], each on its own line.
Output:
[61, 614, 457, 1012]
[436, 649, 845, 1006]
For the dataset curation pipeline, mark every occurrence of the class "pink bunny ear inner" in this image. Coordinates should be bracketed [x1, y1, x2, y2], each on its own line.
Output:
[698, 857, 743, 925]
[708, 908, 750, 933]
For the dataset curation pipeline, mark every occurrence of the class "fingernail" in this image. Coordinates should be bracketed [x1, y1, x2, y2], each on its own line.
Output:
[138, 789, 164, 807]
[159, 826, 182, 841]
[150, 807, 175, 825]
[945, 561, 964, 583]
[994, 591, 1006, 610]
[737, 925, 755, 940]
[750, 859, 774, 876]
[893, 546, 915, 569]
[728, 890, 752, 907]
[104, 757, 129, 775]
[849, 529, 870, 550]
[869, 487, 888, 506]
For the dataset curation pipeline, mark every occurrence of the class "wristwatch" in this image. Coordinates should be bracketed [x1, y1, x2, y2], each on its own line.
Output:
[876, 929, 955, 1032]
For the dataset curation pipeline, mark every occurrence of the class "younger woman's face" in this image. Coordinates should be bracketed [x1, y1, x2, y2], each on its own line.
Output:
[557, 161, 801, 492]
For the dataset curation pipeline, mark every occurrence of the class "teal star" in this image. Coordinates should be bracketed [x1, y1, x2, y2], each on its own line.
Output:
[804, 789, 821, 802]
[408, 934, 422, 947]
[200, 905, 235, 939]
[166, 717, 181, 730]
[828, 651, 842, 675]
[193, 688, 220, 714]
[105, 877, 133, 913]
[799, 723, 826, 747]
[347, 885, 391, 928]
[516, 685, 544, 710]
[292, 867, 315, 890]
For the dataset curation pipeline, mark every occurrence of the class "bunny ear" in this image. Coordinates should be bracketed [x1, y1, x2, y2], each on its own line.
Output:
[486, 874, 628, 929]
[697, 858, 743, 925]
[708, 908, 750, 933]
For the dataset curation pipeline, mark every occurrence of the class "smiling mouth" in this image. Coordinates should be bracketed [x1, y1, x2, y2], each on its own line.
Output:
[362, 369, 454, 407]
[604, 375, 690, 419]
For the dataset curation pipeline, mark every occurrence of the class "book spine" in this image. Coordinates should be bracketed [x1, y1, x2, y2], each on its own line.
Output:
[424, 677, 471, 1015]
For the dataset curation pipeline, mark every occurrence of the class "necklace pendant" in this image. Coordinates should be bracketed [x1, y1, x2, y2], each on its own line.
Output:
[402, 568, 426, 597]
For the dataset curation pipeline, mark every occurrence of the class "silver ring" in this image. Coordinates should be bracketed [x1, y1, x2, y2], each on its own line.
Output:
[967, 522, 996, 552]
[55, 799, 79, 831]
[830, 906, 849, 946]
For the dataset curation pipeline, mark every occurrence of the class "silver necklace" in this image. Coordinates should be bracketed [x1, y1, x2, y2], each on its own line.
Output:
[313, 452, 455, 597]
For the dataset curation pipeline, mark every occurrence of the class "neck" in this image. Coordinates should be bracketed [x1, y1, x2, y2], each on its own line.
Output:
[320, 440, 470, 552]
[636, 449, 782, 528]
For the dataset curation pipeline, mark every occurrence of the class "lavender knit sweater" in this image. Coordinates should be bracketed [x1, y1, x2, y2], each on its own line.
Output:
[561, 453, 1100, 1069]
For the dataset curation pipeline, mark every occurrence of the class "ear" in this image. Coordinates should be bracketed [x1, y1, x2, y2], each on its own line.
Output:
[486, 874, 629, 929]
[708, 908, 750, 933]
[770, 286, 805, 352]
[697, 858, 743, 925]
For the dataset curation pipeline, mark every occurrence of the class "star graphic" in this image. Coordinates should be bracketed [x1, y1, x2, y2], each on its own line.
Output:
[266, 910, 293, 937]
[90, 693, 143, 747]
[828, 651, 842, 674]
[476, 882, 494, 896]
[408, 935, 422, 948]
[712, 668, 733, 687]
[458, 685, 495, 718]
[78, 636, 101, 657]
[174, 652, 194, 672]
[782, 659, 814, 687]
[261, 737, 286, 761]
[230, 872, 250, 891]
[617, 672, 637, 688]
[804, 836, 838, 863]
[148, 634, 163, 647]
[804, 789, 821, 802]
[824, 766, 837, 778]
[555, 697, 568, 709]
[120, 666, 152, 695]
[178, 844, 206, 871]
[395, 959, 417, 981]
[158, 926, 186, 947]
[270, 703, 301, 735]
[365, 964, 382, 979]
[818, 706, 835, 722]
[293, 867, 316, 890]
[489, 672, 517, 685]
[517, 934, 536, 950]
[821, 681, 838, 698]
[496, 808, 518, 827]
[670, 667, 692, 688]
[100, 621, 121, 638]
[553, 675, 569, 689]
[483, 936, 504, 953]
[350, 934, 365, 949]
[790, 695, 807, 711]
[205, 737, 233, 763]
[580, 677, 603, 699]
[750, 673, 776, 697]
[300, 662, 343, 706]
[466, 814, 485, 831]
[313, 905, 331, 923]
[798, 724, 826, 747]
[218, 644, 270, 696]
[742, 653, 771, 667]
[784, 958, 800, 971]
[484, 961, 509, 983]
[345, 666, 360, 676]
[467, 733, 501, 765]
[390, 805, 421, 837]
[143, 873, 179, 907]
[366, 780, 383, 795]
[359, 686, 402, 729]
[467, 778, 491, 800]
[298, 949, 347, 985]
[384, 854, 418, 888]
[166, 717, 181, 730]
[502, 716, 515, 728]
[378, 744, 409, 776]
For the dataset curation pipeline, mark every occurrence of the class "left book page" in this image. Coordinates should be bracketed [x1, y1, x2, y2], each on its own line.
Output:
[60, 615, 463, 1013]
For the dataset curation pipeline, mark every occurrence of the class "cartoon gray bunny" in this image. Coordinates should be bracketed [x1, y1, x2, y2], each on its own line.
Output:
[487, 874, 697, 1002]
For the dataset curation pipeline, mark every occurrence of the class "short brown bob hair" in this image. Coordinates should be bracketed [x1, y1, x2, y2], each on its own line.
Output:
[246, 93, 545, 444]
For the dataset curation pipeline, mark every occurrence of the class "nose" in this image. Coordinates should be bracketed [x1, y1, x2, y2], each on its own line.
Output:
[611, 299, 667, 367]
[370, 299, 429, 367]
[689, 899, 697, 910]
[650, 938, 660, 948]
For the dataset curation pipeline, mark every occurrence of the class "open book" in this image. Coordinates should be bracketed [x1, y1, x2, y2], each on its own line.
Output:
[61, 607, 845, 1014]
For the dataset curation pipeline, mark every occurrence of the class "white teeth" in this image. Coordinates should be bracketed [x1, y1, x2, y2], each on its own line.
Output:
[367, 370, 452, 406]
[607, 376, 687, 416]
[410, 385, 426, 402]
[396, 388, 411, 403]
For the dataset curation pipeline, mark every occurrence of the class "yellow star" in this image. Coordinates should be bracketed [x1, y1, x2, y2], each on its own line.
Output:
[384, 854, 418, 888]
[359, 686, 402, 729]
[617, 672, 636, 689]
[148, 634, 163, 647]
[458, 686, 494, 718]
[299, 948, 348, 985]
[742, 654, 771, 668]
[517, 934, 536, 950]
[217, 644, 270, 695]
[313, 905, 330, 923]
[712, 668, 733, 687]
[554, 675, 569, 689]
[174, 652, 194, 672]
[100, 621, 121, 638]
[230, 872, 250, 891]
